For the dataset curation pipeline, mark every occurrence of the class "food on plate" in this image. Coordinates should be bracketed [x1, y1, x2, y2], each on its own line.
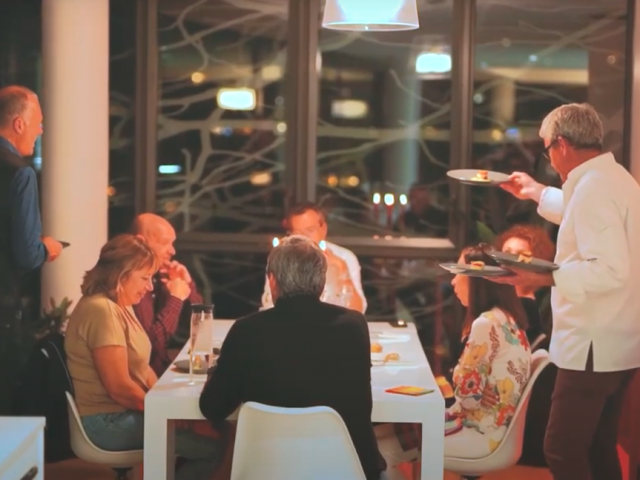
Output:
[470, 261, 485, 270]
[192, 355, 203, 369]
[517, 250, 533, 264]
[384, 352, 400, 362]
[472, 170, 490, 182]
[371, 343, 383, 353]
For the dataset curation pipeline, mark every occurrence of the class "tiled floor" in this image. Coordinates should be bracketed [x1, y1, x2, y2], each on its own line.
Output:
[46, 458, 552, 480]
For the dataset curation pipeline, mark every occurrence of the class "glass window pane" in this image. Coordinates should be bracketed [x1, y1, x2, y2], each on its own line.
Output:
[471, 0, 629, 237]
[109, 0, 137, 236]
[317, 4, 454, 239]
[157, 0, 289, 234]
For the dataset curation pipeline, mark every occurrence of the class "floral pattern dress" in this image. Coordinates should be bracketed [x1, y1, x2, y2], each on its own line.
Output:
[448, 308, 531, 452]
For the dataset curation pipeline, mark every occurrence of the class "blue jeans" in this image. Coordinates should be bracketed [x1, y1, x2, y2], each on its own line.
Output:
[82, 411, 219, 480]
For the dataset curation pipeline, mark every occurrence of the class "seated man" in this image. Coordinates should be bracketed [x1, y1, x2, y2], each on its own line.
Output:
[132, 213, 202, 375]
[261, 202, 366, 313]
[199, 235, 385, 480]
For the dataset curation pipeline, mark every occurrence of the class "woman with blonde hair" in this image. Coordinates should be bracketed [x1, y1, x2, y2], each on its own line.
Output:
[65, 234, 219, 480]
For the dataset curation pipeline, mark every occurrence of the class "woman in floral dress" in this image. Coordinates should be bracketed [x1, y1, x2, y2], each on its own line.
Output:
[375, 245, 532, 478]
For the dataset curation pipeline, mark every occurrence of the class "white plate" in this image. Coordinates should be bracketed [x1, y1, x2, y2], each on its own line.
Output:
[447, 169, 510, 186]
[439, 263, 515, 278]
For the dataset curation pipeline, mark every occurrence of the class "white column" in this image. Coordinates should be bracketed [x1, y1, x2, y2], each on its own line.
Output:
[40, 0, 109, 307]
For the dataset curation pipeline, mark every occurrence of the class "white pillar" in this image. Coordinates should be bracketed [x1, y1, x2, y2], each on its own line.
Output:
[40, 0, 109, 307]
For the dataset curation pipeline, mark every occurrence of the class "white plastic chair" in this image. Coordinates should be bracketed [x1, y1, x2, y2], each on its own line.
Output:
[530, 333, 547, 352]
[444, 349, 551, 480]
[230, 401, 367, 480]
[65, 392, 143, 480]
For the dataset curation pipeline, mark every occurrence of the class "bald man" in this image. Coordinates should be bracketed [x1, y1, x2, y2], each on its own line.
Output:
[0, 86, 62, 414]
[132, 213, 203, 375]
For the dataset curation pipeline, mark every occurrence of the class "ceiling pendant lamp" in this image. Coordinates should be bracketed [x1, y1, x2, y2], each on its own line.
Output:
[322, 0, 419, 32]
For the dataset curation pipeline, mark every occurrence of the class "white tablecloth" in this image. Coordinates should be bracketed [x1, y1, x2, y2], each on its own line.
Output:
[144, 320, 444, 480]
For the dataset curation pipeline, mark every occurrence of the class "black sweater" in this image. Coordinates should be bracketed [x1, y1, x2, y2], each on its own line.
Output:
[199, 295, 384, 480]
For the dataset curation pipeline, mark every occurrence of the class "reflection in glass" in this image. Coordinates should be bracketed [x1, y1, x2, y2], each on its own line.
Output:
[471, 0, 629, 240]
[156, 0, 289, 234]
[317, 3, 453, 239]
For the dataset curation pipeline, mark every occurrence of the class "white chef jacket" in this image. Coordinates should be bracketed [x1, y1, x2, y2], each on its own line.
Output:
[260, 240, 367, 313]
[538, 152, 640, 372]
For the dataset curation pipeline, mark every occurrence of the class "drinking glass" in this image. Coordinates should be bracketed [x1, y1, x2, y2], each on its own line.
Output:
[188, 304, 214, 384]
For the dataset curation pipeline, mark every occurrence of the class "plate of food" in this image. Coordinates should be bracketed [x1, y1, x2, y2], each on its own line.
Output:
[439, 262, 515, 277]
[173, 355, 214, 374]
[447, 169, 510, 186]
[486, 250, 559, 273]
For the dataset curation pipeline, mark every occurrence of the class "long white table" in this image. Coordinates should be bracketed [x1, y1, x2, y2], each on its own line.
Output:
[144, 320, 444, 480]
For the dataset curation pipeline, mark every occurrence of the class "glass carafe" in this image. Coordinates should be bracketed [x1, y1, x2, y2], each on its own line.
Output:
[188, 304, 214, 384]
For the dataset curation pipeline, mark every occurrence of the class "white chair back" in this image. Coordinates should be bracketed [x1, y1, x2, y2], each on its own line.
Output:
[65, 392, 143, 468]
[445, 350, 551, 475]
[231, 402, 367, 480]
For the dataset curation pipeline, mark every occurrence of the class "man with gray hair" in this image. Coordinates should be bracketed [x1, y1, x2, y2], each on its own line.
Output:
[497, 103, 640, 480]
[199, 235, 385, 479]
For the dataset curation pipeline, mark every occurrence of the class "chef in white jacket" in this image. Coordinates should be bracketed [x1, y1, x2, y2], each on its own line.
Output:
[495, 103, 640, 480]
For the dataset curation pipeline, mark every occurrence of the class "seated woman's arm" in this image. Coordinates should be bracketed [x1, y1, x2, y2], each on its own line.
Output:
[146, 366, 158, 389]
[93, 346, 147, 411]
[451, 315, 498, 412]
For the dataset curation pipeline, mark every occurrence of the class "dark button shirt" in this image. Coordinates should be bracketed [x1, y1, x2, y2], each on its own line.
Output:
[132, 275, 203, 376]
[0, 136, 47, 272]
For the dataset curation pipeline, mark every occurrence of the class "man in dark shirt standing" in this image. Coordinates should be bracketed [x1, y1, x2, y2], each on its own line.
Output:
[132, 213, 202, 375]
[0, 85, 63, 414]
[199, 235, 385, 480]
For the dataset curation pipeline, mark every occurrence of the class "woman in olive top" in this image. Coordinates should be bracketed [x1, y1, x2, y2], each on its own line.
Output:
[65, 234, 219, 480]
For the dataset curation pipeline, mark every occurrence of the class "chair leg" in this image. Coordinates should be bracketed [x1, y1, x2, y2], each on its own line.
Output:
[113, 468, 132, 480]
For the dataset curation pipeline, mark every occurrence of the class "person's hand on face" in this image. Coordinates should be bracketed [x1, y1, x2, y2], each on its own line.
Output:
[165, 277, 191, 301]
[160, 260, 192, 284]
[42, 236, 63, 262]
[500, 172, 545, 202]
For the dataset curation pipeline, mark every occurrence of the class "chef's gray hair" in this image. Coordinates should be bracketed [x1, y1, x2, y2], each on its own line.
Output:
[267, 235, 327, 299]
[539, 103, 603, 150]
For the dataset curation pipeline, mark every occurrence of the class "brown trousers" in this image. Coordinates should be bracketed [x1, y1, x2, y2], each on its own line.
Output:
[544, 347, 637, 480]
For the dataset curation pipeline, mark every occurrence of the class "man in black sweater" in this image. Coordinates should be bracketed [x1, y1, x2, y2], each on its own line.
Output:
[199, 235, 384, 480]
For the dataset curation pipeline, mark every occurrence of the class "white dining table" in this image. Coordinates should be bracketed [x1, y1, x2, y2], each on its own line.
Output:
[144, 320, 444, 480]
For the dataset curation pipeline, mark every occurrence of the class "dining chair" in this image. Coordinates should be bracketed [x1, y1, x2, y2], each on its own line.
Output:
[230, 401, 367, 480]
[444, 349, 551, 480]
[65, 392, 143, 480]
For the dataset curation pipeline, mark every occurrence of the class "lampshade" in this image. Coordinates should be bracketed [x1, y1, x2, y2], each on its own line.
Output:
[322, 0, 419, 31]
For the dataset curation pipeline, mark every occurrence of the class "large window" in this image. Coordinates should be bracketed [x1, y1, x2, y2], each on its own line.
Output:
[156, 0, 289, 234]
[317, 3, 454, 239]
[470, 0, 630, 237]
[109, 0, 137, 235]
